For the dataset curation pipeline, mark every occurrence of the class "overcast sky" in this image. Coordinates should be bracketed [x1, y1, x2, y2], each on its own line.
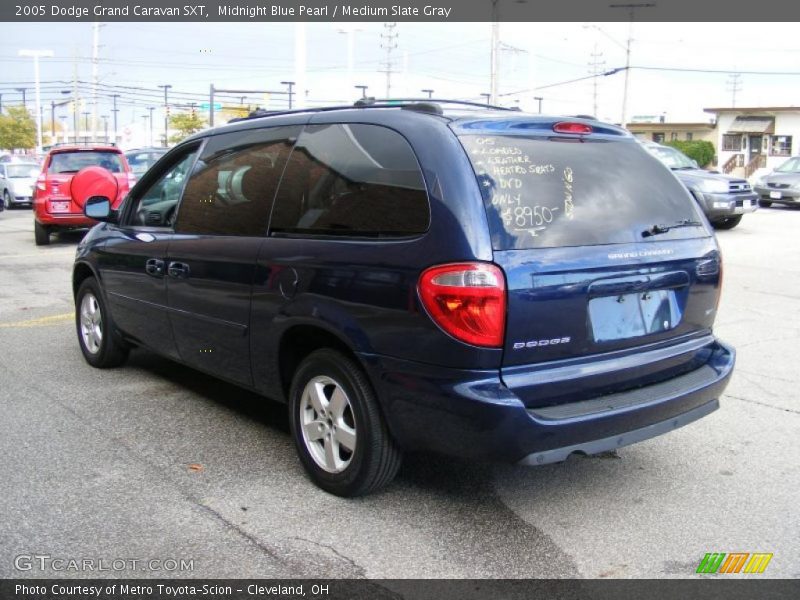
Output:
[3, 21, 800, 132]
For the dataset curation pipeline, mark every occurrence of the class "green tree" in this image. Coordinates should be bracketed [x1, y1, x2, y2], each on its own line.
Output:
[0, 106, 36, 150]
[664, 140, 716, 169]
[168, 112, 206, 144]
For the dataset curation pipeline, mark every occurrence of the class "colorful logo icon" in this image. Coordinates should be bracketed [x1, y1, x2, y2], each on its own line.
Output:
[696, 552, 773, 574]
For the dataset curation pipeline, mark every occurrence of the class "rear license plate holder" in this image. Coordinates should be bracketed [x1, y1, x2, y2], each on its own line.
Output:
[589, 290, 681, 342]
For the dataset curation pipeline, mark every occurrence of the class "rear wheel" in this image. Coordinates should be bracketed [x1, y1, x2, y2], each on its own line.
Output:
[288, 349, 402, 497]
[2, 190, 9, 210]
[76, 278, 129, 368]
[34, 221, 50, 246]
[712, 215, 742, 230]
[758, 199, 772, 208]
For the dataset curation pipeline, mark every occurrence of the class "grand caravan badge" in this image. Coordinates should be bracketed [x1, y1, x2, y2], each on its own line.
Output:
[513, 337, 571, 350]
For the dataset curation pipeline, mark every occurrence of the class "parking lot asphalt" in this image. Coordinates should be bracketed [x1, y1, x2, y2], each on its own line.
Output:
[0, 207, 797, 579]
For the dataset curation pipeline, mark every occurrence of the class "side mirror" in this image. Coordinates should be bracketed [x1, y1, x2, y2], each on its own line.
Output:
[84, 196, 116, 222]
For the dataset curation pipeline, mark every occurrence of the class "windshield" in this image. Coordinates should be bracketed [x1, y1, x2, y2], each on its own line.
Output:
[48, 151, 123, 174]
[643, 144, 697, 169]
[6, 164, 39, 178]
[458, 135, 706, 250]
[775, 157, 800, 173]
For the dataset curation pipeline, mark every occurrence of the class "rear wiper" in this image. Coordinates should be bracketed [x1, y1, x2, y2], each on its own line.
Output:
[641, 219, 703, 238]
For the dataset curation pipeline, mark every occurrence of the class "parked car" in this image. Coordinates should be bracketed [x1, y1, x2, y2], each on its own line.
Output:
[641, 141, 757, 230]
[0, 162, 39, 209]
[33, 145, 134, 245]
[72, 101, 734, 496]
[753, 156, 800, 208]
[125, 147, 169, 183]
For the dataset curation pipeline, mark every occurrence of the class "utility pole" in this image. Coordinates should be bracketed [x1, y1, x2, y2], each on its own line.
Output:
[490, 0, 499, 104]
[209, 84, 215, 126]
[534, 96, 543, 113]
[147, 107, 155, 147]
[588, 43, 605, 118]
[111, 94, 119, 145]
[421, 89, 434, 99]
[158, 84, 172, 146]
[281, 81, 295, 109]
[18, 49, 53, 153]
[379, 22, 399, 98]
[72, 47, 79, 144]
[101, 115, 109, 143]
[355, 85, 368, 99]
[82, 111, 90, 144]
[609, 3, 655, 127]
[91, 23, 104, 143]
[726, 73, 742, 108]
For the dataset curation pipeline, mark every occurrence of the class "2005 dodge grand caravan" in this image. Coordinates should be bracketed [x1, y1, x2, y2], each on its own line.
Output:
[72, 100, 735, 496]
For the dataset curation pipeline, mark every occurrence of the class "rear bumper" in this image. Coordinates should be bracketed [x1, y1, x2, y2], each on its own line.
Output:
[361, 338, 734, 463]
[35, 213, 95, 227]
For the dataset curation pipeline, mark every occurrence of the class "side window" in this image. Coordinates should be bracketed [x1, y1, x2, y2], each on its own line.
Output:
[175, 126, 300, 237]
[129, 148, 199, 227]
[270, 123, 429, 237]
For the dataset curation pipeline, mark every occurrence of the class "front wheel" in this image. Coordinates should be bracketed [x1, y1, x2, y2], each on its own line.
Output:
[1, 190, 9, 210]
[288, 349, 402, 497]
[75, 278, 129, 368]
[712, 215, 743, 230]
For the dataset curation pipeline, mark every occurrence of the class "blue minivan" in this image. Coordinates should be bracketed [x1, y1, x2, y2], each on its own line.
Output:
[72, 100, 735, 496]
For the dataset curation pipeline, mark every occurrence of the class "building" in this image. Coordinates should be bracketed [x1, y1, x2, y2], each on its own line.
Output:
[704, 107, 800, 179]
[626, 121, 717, 146]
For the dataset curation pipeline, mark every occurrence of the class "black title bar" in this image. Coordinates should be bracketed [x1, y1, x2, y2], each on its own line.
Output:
[5, 0, 800, 22]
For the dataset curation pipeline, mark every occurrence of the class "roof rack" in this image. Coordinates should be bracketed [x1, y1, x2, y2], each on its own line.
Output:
[222, 97, 518, 124]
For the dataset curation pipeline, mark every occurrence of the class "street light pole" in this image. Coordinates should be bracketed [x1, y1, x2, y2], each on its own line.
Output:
[82, 111, 90, 144]
[534, 96, 543, 113]
[16, 88, 28, 108]
[480, 92, 491, 105]
[158, 84, 172, 147]
[18, 49, 54, 154]
[421, 89, 434, 99]
[101, 115, 109, 143]
[355, 85, 368, 99]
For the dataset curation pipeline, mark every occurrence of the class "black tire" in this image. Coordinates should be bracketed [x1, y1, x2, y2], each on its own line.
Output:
[758, 199, 772, 208]
[75, 278, 129, 368]
[34, 221, 50, 246]
[1, 190, 9, 210]
[712, 215, 742, 230]
[288, 348, 402, 497]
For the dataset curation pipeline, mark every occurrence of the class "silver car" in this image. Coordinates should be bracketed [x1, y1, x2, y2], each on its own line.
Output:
[754, 156, 800, 208]
[0, 162, 39, 209]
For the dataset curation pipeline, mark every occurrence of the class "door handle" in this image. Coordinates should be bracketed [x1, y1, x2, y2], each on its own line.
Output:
[167, 261, 190, 278]
[145, 258, 165, 277]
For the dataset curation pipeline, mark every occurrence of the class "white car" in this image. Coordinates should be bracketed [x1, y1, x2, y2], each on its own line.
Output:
[0, 162, 39, 209]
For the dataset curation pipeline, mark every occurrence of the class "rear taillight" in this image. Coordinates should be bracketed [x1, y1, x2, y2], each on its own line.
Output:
[418, 262, 506, 348]
[36, 173, 46, 191]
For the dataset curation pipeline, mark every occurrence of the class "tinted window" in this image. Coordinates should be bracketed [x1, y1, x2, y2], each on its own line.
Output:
[129, 148, 199, 227]
[458, 135, 706, 250]
[270, 123, 429, 237]
[48, 151, 123, 174]
[126, 151, 166, 176]
[176, 126, 299, 237]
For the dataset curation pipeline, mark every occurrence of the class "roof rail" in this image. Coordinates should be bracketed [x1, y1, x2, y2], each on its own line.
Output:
[220, 97, 519, 124]
[354, 97, 517, 112]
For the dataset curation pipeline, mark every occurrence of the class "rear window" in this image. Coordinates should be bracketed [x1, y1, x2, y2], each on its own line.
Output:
[48, 151, 123, 174]
[458, 135, 706, 250]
